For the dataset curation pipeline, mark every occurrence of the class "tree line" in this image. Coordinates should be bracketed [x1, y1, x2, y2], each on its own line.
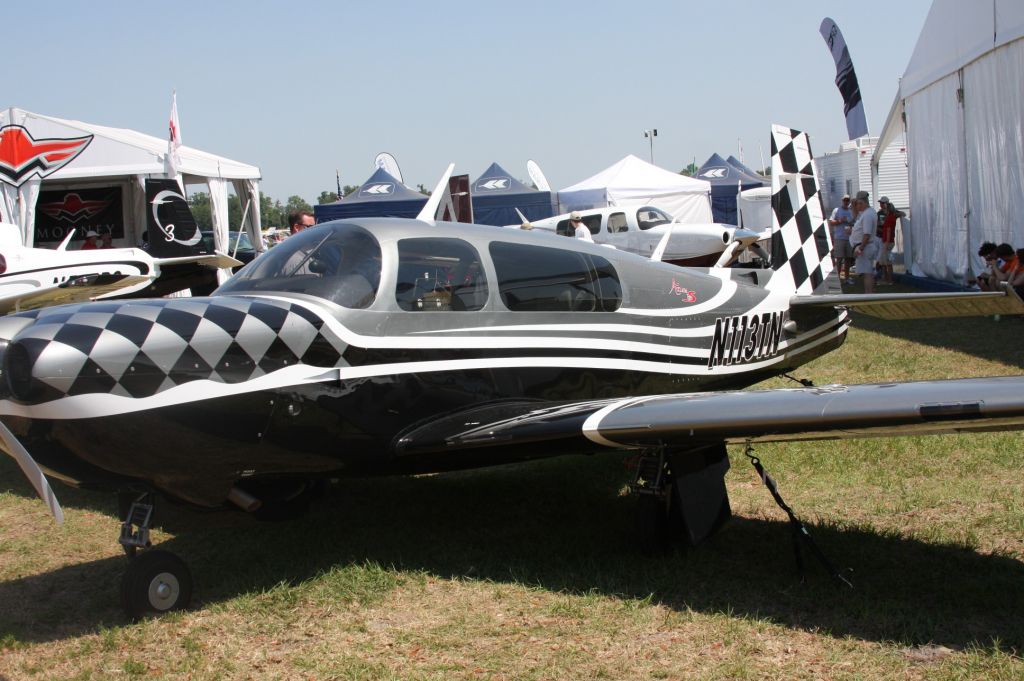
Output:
[187, 187, 361, 231]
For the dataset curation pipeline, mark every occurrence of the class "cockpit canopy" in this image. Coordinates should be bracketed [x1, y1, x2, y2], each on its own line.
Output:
[217, 222, 381, 308]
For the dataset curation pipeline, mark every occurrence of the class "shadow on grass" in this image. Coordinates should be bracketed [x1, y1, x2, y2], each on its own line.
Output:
[843, 284, 1024, 369]
[2, 453, 1022, 651]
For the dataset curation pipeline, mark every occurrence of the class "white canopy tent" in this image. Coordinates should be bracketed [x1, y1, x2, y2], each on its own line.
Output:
[870, 0, 1024, 283]
[0, 107, 263, 281]
[558, 154, 713, 224]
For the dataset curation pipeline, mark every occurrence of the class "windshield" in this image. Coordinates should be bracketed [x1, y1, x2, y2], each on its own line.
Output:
[216, 222, 381, 308]
[636, 207, 673, 230]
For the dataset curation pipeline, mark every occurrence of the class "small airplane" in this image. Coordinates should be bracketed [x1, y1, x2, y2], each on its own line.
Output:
[2, 126, 1024, 620]
[517, 205, 765, 267]
[0, 179, 241, 314]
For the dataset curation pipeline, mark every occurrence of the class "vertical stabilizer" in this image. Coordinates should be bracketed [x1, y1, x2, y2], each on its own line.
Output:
[766, 125, 833, 295]
[145, 179, 211, 258]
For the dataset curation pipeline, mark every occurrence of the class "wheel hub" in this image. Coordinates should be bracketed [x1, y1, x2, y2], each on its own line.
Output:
[148, 572, 180, 610]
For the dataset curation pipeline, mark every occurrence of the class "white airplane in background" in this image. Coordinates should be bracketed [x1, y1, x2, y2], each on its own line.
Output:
[0, 179, 241, 314]
[514, 205, 765, 267]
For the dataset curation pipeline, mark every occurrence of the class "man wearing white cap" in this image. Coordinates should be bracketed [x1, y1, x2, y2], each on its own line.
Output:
[850, 191, 879, 293]
[80, 230, 100, 250]
[570, 211, 593, 241]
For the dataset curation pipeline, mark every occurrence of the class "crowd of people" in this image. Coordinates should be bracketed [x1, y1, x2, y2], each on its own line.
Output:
[827, 190, 903, 294]
[976, 241, 1024, 297]
[829, 190, 1024, 308]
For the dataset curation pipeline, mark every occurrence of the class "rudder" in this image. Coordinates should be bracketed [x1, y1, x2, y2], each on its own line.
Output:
[766, 125, 833, 295]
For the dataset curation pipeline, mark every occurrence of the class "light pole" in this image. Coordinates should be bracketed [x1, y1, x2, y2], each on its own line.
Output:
[643, 128, 658, 164]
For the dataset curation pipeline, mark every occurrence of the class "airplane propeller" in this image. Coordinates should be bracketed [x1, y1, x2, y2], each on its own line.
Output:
[0, 420, 64, 524]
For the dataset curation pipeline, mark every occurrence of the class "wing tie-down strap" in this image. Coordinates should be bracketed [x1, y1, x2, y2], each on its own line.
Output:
[745, 443, 853, 589]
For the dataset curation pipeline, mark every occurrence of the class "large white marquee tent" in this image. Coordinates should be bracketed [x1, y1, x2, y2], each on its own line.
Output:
[0, 108, 263, 271]
[871, 0, 1024, 283]
[558, 155, 713, 224]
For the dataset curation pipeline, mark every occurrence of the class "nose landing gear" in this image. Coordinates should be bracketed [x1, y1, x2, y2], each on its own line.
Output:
[118, 494, 193, 621]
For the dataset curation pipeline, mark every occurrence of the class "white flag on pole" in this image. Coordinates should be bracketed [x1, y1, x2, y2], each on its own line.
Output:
[166, 91, 183, 178]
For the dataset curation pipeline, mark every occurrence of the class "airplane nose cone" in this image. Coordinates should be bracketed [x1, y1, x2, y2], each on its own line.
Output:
[732, 228, 763, 246]
[0, 297, 348, 406]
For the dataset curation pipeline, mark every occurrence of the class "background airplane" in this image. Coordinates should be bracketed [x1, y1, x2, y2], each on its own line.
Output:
[0, 179, 241, 314]
[519, 205, 764, 267]
[1, 126, 1023, 621]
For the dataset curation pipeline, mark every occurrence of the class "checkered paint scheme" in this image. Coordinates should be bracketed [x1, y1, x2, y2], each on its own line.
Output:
[767, 125, 833, 295]
[7, 297, 348, 405]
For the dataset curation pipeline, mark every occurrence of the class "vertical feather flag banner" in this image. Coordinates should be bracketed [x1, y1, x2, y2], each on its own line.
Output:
[166, 91, 182, 179]
[819, 18, 868, 140]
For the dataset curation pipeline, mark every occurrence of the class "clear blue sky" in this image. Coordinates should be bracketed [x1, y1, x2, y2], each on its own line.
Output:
[9, 0, 932, 203]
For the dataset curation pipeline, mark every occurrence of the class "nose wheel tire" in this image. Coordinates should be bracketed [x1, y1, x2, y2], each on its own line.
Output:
[121, 549, 193, 621]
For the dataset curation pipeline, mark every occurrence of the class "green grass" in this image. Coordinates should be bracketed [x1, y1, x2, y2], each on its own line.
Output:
[1, 307, 1023, 679]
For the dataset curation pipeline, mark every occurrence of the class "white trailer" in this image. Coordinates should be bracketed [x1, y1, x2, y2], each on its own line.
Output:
[815, 135, 909, 216]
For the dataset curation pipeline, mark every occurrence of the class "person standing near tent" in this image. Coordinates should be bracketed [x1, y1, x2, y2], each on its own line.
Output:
[827, 194, 854, 284]
[570, 212, 593, 242]
[289, 210, 315, 236]
[80, 230, 100, 250]
[876, 197, 904, 285]
[850, 191, 880, 293]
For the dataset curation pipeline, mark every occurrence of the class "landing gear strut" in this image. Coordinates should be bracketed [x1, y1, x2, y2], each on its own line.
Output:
[629, 444, 732, 552]
[117, 493, 193, 620]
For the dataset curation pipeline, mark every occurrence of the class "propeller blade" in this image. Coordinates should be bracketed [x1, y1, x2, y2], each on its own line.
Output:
[0, 420, 64, 524]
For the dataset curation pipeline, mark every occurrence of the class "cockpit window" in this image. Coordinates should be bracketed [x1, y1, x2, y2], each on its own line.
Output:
[216, 222, 381, 309]
[636, 206, 673, 230]
[395, 238, 488, 311]
[555, 214, 601, 237]
[489, 242, 622, 312]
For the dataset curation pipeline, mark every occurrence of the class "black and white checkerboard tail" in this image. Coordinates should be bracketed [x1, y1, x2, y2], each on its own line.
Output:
[765, 125, 834, 295]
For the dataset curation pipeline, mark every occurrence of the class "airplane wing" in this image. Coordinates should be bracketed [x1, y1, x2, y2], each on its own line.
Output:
[394, 376, 1024, 455]
[0, 274, 152, 314]
[791, 286, 1024, 319]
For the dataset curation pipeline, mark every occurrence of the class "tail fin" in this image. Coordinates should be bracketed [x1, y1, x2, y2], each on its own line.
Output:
[765, 125, 833, 294]
[145, 178, 211, 258]
[416, 163, 455, 223]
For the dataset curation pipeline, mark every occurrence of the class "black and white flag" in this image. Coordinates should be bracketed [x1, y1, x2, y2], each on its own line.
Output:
[819, 18, 868, 140]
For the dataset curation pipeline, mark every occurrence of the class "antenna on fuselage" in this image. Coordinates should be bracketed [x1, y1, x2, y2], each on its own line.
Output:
[650, 221, 677, 261]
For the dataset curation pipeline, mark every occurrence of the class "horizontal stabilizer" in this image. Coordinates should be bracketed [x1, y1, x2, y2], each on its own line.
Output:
[155, 252, 244, 270]
[791, 285, 1024, 319]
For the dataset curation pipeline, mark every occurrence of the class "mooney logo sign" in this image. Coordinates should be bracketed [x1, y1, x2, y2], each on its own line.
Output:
[0, 126, 93, 187]
[361, 183, 394, 196]
[707, 312, 784, 369]
[38, 193, 112, 223]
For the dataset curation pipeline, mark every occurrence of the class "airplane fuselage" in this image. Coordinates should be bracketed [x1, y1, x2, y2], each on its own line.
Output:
[0, 246, 157, 300]
[0, 219, 847, 507]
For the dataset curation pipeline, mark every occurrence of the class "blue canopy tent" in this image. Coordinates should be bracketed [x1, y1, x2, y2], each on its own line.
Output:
[695, 153, 766, 224]
[726, 155, 765, 180]
[471, 162, 555, 226]
[314, 168, 427, 221]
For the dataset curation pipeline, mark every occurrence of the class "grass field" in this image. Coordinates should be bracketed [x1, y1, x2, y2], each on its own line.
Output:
[2, 301, 1023, 680]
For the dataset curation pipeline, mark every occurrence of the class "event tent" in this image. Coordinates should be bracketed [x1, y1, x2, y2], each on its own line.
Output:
[726, 155, 764, 180]
[871, 0, 1024, 283]
[557, 155, 712, 223]
[694, 153, 766, 225]
[471, 162, 555, 226]
[0, 107, 262, 274]
[314, 168, 427, 221]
